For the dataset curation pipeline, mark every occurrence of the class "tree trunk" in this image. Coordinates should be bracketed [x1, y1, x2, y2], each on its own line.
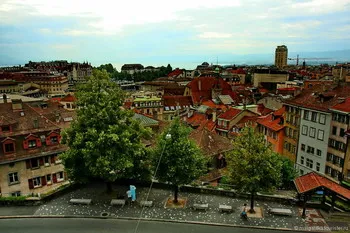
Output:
[249, 192, 255, 213]
[173, 185, 179, 203]
[106, 181, 112, 193]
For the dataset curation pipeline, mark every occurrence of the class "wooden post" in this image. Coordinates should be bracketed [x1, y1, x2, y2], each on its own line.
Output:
[302, 194, 307, 218]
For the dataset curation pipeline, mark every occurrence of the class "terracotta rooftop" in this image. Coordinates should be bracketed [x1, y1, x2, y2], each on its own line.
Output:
[330, 97, 350, 113]
[60, 94, 76, 102]
[189, 128, 233, 157]
[285, 84, 350, 112]
[167, 69, 183, 78]
[218, 108, 242, 120]
[163, 96, 192, 107]
[294, 172, 350, 200]
[186, 77, 238, 104]
[256, 114, 284, 132]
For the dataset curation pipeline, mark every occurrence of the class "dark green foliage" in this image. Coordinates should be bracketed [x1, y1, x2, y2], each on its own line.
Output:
[61, 70, 151, 186]
[151, 118, 207, 202]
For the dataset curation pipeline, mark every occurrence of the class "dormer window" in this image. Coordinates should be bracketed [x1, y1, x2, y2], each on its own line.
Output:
[50, 136, 58, 144]
[28, 140, 37, 148]
[2, 126, 10, 132]
[5, 143, 14, 153]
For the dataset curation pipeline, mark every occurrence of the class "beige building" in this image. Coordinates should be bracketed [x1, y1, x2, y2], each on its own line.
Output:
[0, 99, 75, 197]
[253, 71, 289, 88]
[275, 45, 288, 69]
[132, 96, 163, 120]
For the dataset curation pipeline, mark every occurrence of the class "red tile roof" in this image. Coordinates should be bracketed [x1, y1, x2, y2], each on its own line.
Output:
[168, 69, 183, 78]
[163, 96, 192, 107]
[257, 104, 274, 116]
[218, 108, 242, 120]
[331, 97, 350, 113]
[186, 77, 238, 104]
[60, 94, 76, 102]
[273, 106, 285, 117]
[285, 84, 350, 111]
[184, 112, 207, 127]
[294, 172, 350, 200]
[235, 115, 258, 129]
[201, 100, 227, 110]
[256, 114, 284, 131]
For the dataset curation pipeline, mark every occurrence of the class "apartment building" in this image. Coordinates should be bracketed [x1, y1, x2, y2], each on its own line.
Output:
[285, 84, 350, 178]
[132, 96, 163, 120]
[282, 104, 300, 162]
[0, 98, 75, 197]
[327, 98, 350, 182]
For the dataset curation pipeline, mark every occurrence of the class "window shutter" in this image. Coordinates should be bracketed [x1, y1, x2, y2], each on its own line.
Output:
[23, 140, 29, 149]
[41, 176, 47, 186]
[39, 158, 44, 166]
[28, 179, 34, 189]
[46, 137, 50, 146]
[26, 160, 31, 169]
[36, 138, 42, 147]
[53, 173, 57, 183]
[51, 155, 56, 164]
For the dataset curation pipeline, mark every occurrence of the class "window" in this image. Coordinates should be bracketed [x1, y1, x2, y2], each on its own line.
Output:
[57, 171, 64, 182]
[316, 163, 320, 172]
[28, 140, 36, 148]
[307, 146, 315, 154]
[301, 156, 304, 165]
[33, 177, 41, 188]
[300, 169, 304, 175]
[332, 126, 337, 136]
[317, 149, 322, 157]
[4, 143, 15, 153]
[340, 128, 345, 137]
[311, 112, 317, 122]
[302, 125, 308, 135]
[50, 136, 58, 144]
[11, 191, 21, 197]
[2, 125, 10, 132]
[319, 114, 326, 124]
[303, 110, 309, 120]
[306, 158, 313, 168]
[327, 153, 334, 161]
[308, 127, 315, 138]
[301, 144, 306, 151]
[46, 174, 52, 184]
[317, 130, 324, 141]
[44, 156, 50, 166]
[326, 166, 331, 174]
[31, 158, 39, 169]
[8, 172, 19, 184]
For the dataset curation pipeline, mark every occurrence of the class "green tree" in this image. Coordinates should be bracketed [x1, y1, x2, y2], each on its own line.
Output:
[152, 118, 207, 203]
[226, 126, 282, 212]
[61, 69, 151, 191]
[166, 64, 172, 74]
[279, 156, 297, 189]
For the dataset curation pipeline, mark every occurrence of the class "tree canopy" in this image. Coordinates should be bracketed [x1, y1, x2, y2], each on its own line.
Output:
[152, 118, 207, 202]
[226, 126, 282, 212]
[61, 69, 151, 189]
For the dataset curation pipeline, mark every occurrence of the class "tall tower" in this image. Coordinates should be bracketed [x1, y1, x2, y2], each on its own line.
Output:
[275, 45, 288, 69]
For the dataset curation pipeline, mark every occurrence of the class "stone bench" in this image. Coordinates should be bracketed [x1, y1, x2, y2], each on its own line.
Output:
[69, 198, 92, 205]
[110, 199, 126, 207]
[219, 204, 233, 212]
[268, 208, 293, 216]
[140, 201, 153, 207]
[193, 203, 209, 211]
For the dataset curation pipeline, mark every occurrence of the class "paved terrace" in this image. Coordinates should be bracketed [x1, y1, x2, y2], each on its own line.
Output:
[20, 183, 334, 230]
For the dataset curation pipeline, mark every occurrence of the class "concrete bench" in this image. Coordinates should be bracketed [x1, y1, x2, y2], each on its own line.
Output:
[219, 204, 233, 212]
[268, 208, 293, 216]
[69, 198, 92, 205]
[140, 201, 153, 207]
[193, 203, 209, 211]
[110, 199, 126, 206]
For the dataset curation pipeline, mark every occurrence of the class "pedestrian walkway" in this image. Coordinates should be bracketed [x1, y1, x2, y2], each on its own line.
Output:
[31, 183, 312, 230]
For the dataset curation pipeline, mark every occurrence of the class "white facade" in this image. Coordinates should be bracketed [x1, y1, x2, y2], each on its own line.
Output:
[296, 108, 331, 176]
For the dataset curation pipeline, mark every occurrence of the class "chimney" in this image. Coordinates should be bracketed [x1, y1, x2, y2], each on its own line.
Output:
[3, 94, 7, 103]
[198, 79, 201, 91]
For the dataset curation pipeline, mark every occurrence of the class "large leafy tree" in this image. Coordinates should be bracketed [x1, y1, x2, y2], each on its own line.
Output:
[61, 69, 150, 191]
[152, 118, 206, 203]
[226, 126, 282, 212]
[279, 156, 297, 189]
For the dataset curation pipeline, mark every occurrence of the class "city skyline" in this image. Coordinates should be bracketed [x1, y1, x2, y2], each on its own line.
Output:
[1, 0, 350, 67]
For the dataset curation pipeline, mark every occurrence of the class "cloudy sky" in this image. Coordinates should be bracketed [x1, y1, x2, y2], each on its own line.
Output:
[1, 0, 350, 68]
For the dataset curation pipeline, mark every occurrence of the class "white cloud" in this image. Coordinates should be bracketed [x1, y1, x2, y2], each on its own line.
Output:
[38, 28, 52, 34]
